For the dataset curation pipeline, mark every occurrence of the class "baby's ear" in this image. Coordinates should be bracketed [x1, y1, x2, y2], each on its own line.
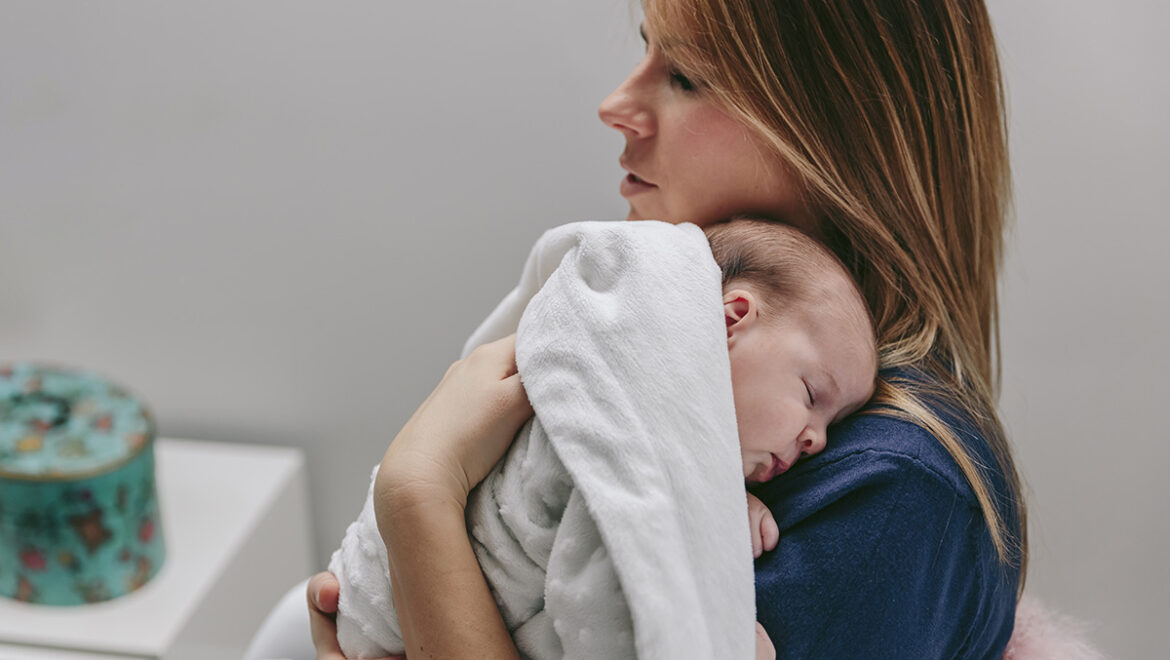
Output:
[723, 288, 758, 339]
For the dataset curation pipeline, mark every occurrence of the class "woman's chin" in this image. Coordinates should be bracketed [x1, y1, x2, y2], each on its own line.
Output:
[626, 211, 678, 224]
[624, 200, 661, 222]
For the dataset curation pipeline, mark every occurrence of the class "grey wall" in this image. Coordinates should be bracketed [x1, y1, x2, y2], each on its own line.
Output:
[2, 1, 1166, 656]
[993, 2, 1170, 657]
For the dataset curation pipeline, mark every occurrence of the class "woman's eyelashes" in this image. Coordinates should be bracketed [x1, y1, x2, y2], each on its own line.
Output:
[669, 69, 697, 92]
[636, 26, 700, 93]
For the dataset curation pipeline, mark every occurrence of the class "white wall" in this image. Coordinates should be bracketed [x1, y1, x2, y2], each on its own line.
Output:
[2, 1, 1165, 656]
[992, 2, 1170, 657]
[1, 0, 636, 590]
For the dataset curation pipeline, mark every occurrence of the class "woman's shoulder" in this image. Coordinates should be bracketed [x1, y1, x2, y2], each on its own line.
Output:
[776, 365, 1009, 512]
[821, 408, 976, 488]
[750, 367, 1019, 657]
[757, 405, 990, 527]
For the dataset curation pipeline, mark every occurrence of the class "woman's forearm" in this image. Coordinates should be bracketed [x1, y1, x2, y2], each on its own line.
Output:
[366, 335, 530, 658]
[378, 485, 521, 660]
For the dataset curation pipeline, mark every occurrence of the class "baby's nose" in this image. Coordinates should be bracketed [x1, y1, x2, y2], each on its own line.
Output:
[800, 430, 827, 457]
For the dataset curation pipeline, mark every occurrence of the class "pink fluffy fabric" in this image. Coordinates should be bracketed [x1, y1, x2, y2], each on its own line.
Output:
[1003, 596, 1107, 660]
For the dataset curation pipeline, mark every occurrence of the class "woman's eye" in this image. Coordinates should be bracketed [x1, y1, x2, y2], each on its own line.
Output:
[669, 70, 696, 92]
[804, 382, 815, 406]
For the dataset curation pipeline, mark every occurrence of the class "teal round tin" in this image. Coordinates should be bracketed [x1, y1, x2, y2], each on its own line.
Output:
[0, 363, 164, 605]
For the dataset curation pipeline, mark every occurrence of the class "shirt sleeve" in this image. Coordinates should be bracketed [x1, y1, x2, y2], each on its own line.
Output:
[750, 436, 1017, 658]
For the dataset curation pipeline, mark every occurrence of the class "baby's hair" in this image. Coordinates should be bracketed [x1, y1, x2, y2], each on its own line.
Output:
[704, 217, 875, 345]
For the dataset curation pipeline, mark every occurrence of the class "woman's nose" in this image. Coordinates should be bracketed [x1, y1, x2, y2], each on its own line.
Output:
[598, 68, 656, 139]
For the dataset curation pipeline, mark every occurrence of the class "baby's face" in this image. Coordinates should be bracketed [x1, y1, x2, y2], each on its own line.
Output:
[728, 296, 876, 484]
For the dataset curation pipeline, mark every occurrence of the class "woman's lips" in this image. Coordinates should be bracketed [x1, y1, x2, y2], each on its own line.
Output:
[620, 172, 657, 197]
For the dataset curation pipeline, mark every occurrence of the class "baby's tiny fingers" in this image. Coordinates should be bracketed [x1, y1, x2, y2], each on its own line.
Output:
[761, 511, 779, 553]
[755, 622, 776, 660]
[746, 492, 772, 557]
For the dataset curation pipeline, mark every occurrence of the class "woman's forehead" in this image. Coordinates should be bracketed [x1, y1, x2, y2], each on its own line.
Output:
[642, 0, 700, 42]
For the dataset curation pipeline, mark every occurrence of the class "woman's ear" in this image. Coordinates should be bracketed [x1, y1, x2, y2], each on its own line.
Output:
[723, 288, 759, 342]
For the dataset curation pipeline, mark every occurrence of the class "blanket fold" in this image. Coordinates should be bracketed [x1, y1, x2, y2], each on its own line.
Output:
[332, 220, 755, 659]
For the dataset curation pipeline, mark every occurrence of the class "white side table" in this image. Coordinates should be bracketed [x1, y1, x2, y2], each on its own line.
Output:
[0, 438, 315, 660]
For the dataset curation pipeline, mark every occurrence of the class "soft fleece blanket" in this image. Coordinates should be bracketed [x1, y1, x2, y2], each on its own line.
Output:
[330, 220, 755, 659]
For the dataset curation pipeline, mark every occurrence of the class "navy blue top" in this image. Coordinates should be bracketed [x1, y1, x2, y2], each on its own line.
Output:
[750, 377, 1020, 658]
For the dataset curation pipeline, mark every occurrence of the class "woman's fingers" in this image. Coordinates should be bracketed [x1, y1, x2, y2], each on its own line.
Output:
[480, 334, 533, 423]
[475, 333, 519, 378]
[502, 369, 534, 425]
[452, 335, 532, 486]
[306, 572, 343, 659]
[308, 571, 339, 613]
[307, 572, 400, 660]
[379, 334, 533, 506]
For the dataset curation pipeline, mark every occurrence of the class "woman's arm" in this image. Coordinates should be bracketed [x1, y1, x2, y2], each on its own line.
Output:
[308, 335, 531, 660]
[375, 485, 519, 659]
[374, 336, 530, 658]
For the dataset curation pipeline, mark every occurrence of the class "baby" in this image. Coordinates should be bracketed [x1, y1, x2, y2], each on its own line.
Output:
[705, 219, 877, 557]
[332, 218, 877, 658]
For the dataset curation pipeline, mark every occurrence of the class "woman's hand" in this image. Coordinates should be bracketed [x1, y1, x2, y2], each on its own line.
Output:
[306, 571, 402, 660]
[308, 334, 528, 659]
[376, 334, 533, 511]
[307, 337, 529, 659]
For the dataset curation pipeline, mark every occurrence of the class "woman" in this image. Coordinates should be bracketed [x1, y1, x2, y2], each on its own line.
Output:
[308, 0, 1025, 656]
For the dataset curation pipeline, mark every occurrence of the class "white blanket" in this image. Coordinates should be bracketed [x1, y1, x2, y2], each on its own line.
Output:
[330, 220, 755, 659]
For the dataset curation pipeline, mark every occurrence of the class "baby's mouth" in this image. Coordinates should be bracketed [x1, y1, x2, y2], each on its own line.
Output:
[746, 455, 781, 484]
[765, 454, 790, 481]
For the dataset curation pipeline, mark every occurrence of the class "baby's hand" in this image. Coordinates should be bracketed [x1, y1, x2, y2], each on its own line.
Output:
[747, 493, 779, 558]
[755, 621, 776, 660]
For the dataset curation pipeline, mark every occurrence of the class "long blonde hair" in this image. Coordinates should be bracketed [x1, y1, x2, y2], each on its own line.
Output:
[646, 0, 1026, 579]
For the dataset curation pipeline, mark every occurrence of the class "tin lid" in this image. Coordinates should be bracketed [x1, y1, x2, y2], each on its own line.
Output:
[0, 363, 155, 481]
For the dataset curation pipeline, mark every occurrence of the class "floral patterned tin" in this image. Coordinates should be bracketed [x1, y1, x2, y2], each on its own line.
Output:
[0, 363, 164, 605]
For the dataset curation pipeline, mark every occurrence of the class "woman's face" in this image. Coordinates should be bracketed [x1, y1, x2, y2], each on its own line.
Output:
[598, 25, 815, 230]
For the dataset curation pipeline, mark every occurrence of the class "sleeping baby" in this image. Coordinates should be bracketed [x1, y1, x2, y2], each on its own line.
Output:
[330, 218, 877, 659]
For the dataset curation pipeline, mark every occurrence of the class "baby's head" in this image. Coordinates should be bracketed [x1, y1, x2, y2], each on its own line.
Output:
[704, 218, 878, 484]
